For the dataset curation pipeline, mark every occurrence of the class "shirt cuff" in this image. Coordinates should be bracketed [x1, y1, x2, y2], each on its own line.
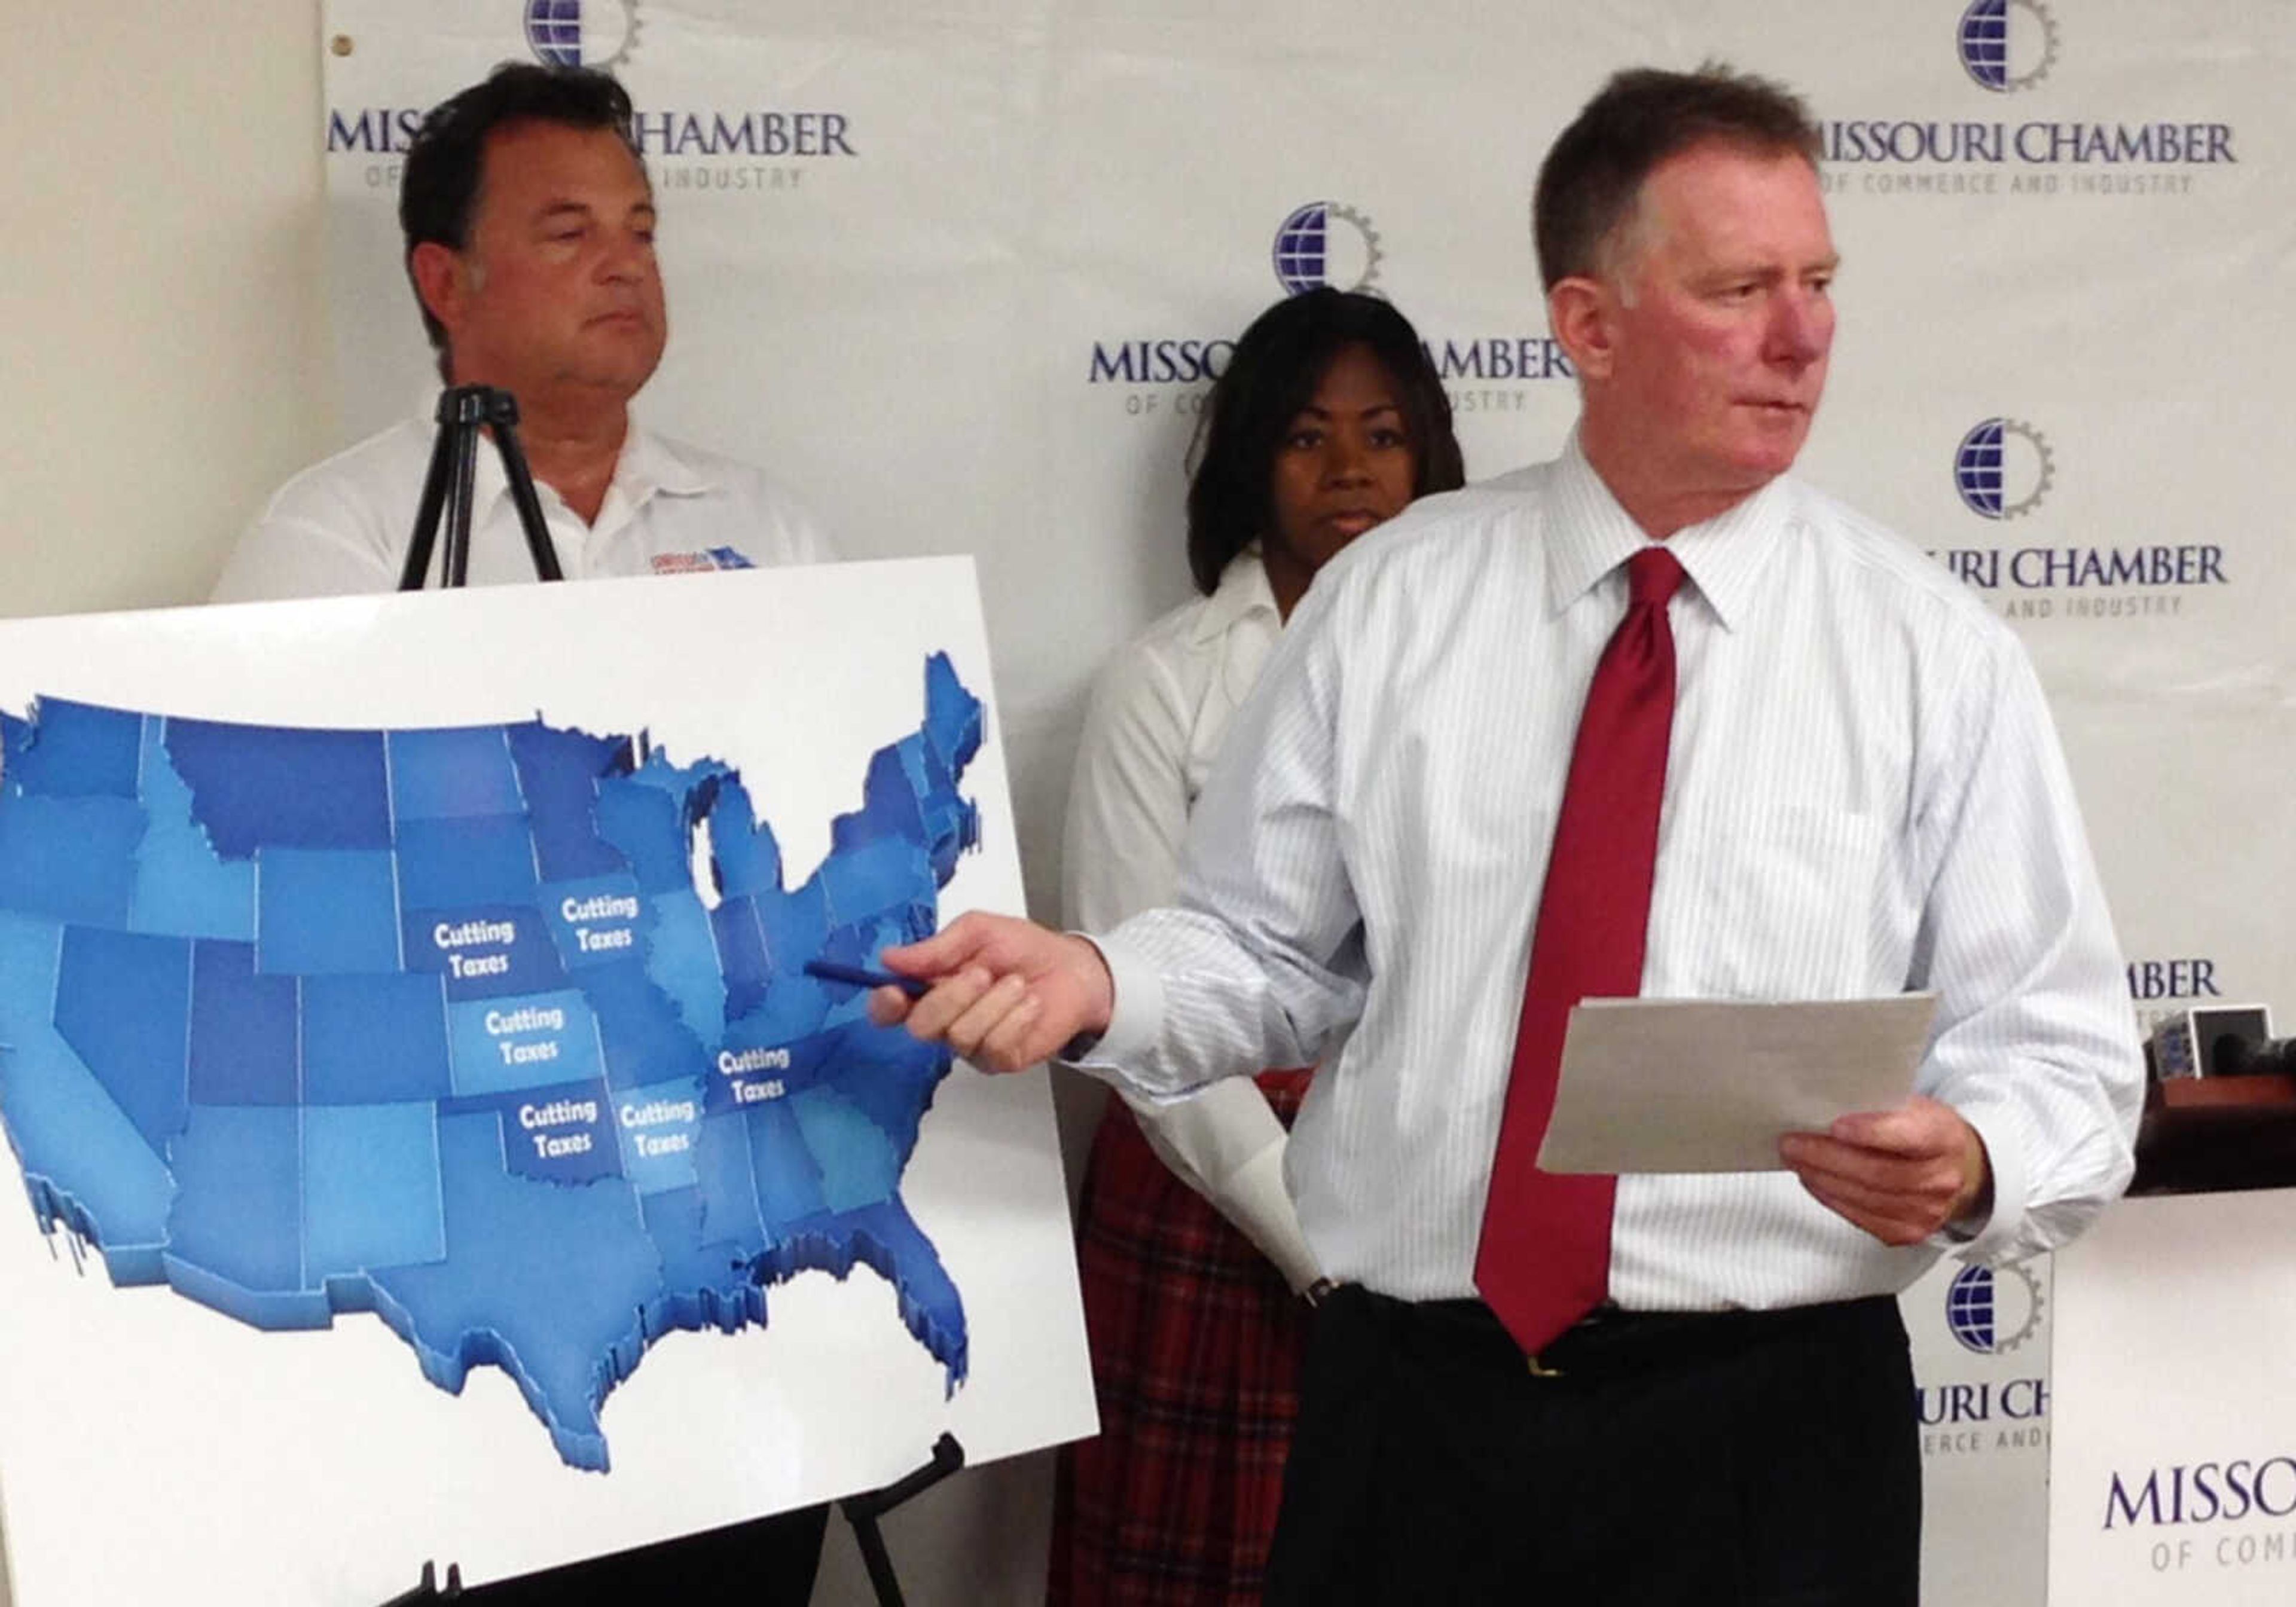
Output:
[1061, 932, 1166, 1071]
[1932, 1099, 2028, 1259]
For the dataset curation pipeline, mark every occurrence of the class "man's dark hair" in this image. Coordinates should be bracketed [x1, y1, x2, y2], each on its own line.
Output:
[1184, 289, 1465, 597]
[398, 63, 642, 358]
[1532, 64, 1821, 291]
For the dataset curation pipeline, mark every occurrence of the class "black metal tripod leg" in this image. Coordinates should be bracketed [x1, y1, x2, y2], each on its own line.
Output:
[398, 416, 461, 592]
[444, 414, 481, 588]
[484, 392, 564, 582]
[400, 386, 567, 589]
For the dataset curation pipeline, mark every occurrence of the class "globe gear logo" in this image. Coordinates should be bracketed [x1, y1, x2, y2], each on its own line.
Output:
[524, 0, 640, 70]
[1957, 0, 2061, 94]
[1945, 1262, 2045, 1356]
[1953, 418, 2055, 520]
[1271, 202, 1384, 297]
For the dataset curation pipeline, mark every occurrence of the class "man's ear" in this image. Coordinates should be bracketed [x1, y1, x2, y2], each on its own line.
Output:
[409, 242, 472, 344]
[1547, 275, 1618, 383]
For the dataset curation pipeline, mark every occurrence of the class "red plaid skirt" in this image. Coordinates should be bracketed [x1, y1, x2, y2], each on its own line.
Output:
[1049, 1071, 1314, 1606]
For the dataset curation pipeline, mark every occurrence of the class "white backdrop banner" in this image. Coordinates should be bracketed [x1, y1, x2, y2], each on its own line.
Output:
[307, 4, 2296, 1602]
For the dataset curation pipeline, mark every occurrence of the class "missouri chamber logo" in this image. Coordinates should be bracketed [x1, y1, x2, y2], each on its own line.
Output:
[1917, 1264, 2048, 1460]
[325, 2, 858, 196]
[1088, 201, 1571, 420]
[1931, 416, 2229, 622]
[1272, 201, 1384, 296]
[1818, 1, 2236, 200]
[1946, 1261, 2044, 1356]
[1956, 0, 2059, 93]
[1953, 417, 2053, 521]
[524, 0, 639, 69]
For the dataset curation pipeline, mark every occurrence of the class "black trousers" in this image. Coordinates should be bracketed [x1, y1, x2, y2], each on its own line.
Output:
[459, 1502, 828, 1605]
[1266, 1289, 1919, 1606]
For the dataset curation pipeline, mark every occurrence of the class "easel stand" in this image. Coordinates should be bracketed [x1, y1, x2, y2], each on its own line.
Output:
[838, 1433, 967, 1607]
[384, 1437, 967, 1606]
[377, 396, 963, 1603]
[377, 1561, 462, 1603]
[397, 385, 562, 591]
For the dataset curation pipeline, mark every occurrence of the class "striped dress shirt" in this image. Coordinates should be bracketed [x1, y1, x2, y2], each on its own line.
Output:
[1080, 438, 2144, 1310]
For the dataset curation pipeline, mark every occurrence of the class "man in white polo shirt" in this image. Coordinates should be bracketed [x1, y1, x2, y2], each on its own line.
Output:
[212, 61, 835, 1606]
[213, 62, 828, 603]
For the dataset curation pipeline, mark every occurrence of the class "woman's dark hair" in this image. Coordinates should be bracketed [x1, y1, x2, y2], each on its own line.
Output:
[1184, 289, 1466, 596]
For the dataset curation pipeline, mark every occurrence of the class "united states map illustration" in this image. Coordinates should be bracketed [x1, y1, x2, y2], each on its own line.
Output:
[0, 655, 981, 1472]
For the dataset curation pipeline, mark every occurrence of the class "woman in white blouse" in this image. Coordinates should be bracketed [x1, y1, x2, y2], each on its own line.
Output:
[1054, 288, 1464, 1605]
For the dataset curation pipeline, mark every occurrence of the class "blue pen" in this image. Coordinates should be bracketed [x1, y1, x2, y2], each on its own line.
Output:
[803, 958, 929, 998]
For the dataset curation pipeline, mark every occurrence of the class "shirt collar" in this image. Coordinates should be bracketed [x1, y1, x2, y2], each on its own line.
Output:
[1189, 548, 1280, 646]
[413, 396, 721, 521]
[613, 416, 720, 502]
[1543, 431, 1795, 631]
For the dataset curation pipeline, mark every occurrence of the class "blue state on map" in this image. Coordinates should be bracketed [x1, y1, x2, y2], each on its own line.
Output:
[0, 656, 982, 1471]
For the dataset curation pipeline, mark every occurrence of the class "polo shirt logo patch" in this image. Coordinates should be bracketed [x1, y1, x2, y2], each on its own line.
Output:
[651, 547, 755, 575]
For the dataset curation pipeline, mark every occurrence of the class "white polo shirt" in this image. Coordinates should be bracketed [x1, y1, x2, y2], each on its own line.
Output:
[213, 412, 832, 601]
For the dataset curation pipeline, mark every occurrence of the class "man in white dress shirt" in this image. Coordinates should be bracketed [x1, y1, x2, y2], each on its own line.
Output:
[210, 63, 834, 1605]
[874, 65, 2142, 1603]
[213, 63, 828, 603]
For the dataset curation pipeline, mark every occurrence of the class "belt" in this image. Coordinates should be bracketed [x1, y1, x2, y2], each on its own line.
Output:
[1328, 1285, 1894, 1382]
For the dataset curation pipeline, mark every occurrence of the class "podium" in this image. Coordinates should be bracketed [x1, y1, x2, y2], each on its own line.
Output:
[2050, 1187, 2296, 1603]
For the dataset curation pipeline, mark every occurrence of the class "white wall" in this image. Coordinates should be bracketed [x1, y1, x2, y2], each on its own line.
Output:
[3, 4, 334, 618]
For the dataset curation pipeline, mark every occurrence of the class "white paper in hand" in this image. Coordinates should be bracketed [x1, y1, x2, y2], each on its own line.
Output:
[1534, 994, 1938, 1175]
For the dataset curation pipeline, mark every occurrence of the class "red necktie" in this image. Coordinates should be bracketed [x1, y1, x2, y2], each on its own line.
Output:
[1474, 545, 1686, 1355]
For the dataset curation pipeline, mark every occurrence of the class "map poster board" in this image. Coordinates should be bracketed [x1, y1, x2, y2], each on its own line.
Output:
[0, 559, 1094, 1605]
[2050, 1191, 2296, 1604]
